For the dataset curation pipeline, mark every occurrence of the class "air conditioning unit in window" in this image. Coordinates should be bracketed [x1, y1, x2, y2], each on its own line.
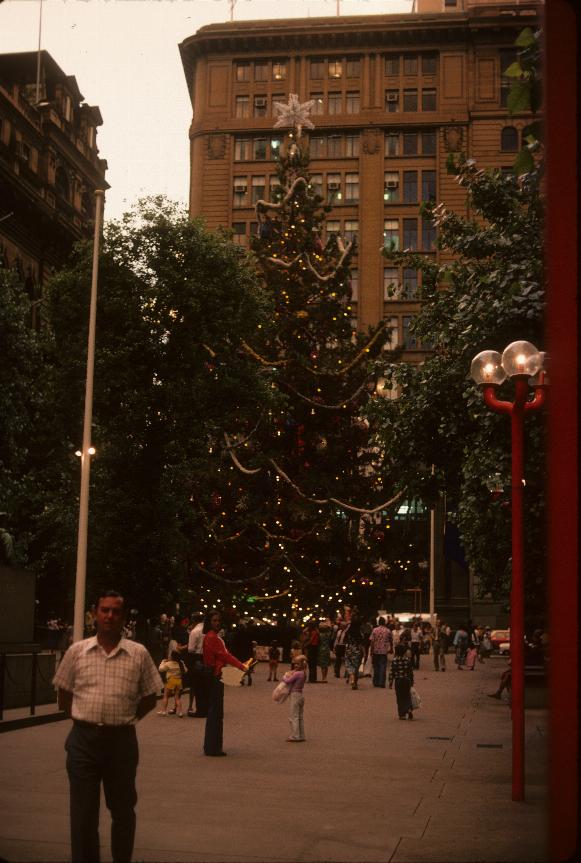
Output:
[328, 181, 341, 190]
[254, 98, 267, 108]
[386, 93, 399, 102]
[385, 180, 398, 189]
[234, 184, 248, 194]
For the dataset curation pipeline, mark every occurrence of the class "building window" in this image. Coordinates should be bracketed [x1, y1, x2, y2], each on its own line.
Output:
[63, 95, 73, 123]
[346, 134, 359, 157]
[310, 135, 325, 158]
[422, 170, 437, 202]
[234, 137, 250, 160]
[253, 137, 267, 160]
[384, 316, 400, 351]
[345, 173, 359, 203]
[422, 130, 436, 155]
[310, 173, 323, 196]
[271, 94, 287, 116]
[310, 58, 324, 79]
[329, 60, 342, 79]
[403, 54, 418, 76]
[235, 96, 250, 118]
[328, 92, 342, 115]
[422, 217, 437, 251]
[403, 171, 418, 204]
[422, 54, 437, 75]
[269, 175, 279, 198]
[402, 268, 419, 300]
[350, 269, 359, 301]
[384, 219, 399, 250]
[233, 178, 249, 206]
[326, 219, 340, 239]
[254, 95, 268, 117]
[346, 91, 360, 114]
[328, 135, 342, 157]
[55, 165, 70, 200]
[272, 61, 287, 81]
[252, 176, 266, 203]
[385, 132, 400, 156]
[403, 315, 418, 349]
[236, 62, 250, 82]
[327, 173, 342, 198]
[254, 62, 268, 81]
[270, 138, 281, 159]
[385, 55, 400, 76]
[422, 89, 437, 111]
[445, 0, 458, 6]
[344, 220, 359, 243]
[384, 172, 399, 202]
[403, 89, 418, 112]
[501, 126, 519, 151]
[310, 93, 324, 115]
[232, 222, 247, 246]
[403, 218, 418, 250]
[346, 57, 361, 78]
[385, 90, 399, 112]
[384, 267, 400, 300]
[403, 131, 418, 155]
[500, 49, 517, 107]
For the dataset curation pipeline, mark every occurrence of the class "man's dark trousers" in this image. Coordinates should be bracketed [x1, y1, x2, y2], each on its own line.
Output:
[411, 642, 421, 669]
[372, 653, 388, 687]
[333, 644, 345, 677]
[65, 721, 138, 863]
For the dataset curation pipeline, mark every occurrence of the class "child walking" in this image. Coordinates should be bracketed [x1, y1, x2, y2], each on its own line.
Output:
[466, 642, 478, 670]
[285, 654, 307, 742]
[267, 640, 280, 681]
[158, 650, 186, 717]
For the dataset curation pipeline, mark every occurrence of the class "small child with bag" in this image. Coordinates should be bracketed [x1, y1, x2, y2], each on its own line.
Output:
[272, 654, 307, 742]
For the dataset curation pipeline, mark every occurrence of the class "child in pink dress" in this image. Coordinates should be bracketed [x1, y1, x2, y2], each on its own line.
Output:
[284, 654, 307, 741]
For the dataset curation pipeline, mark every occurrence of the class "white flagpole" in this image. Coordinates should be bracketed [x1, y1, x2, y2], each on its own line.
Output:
[72, 190, 105, 643]
[429, 464, 436, 625]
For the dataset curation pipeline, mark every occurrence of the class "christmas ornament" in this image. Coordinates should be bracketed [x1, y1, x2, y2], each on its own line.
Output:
[372, 558, 389, 575]
[273, 94, 316, 138]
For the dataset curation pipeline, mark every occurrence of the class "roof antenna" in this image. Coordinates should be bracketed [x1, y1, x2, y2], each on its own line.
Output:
[35, 0, 43, 103]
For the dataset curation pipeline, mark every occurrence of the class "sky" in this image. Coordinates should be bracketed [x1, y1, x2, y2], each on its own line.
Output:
[1, 0, 411, 220]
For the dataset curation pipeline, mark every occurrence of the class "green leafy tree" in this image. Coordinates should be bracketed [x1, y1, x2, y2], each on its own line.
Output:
[29, 198, 275, 615]
[504, 26, 543, 174]
[373, 159, 545, 617]
[0, 266, 44, 568]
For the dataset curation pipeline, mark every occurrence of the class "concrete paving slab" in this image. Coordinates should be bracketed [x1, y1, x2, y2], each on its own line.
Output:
[0, 655, 547, 862]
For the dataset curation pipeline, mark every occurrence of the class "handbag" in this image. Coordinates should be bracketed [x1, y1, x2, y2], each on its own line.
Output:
[410, 685, 421, 710]
[272, 680, 291, 703]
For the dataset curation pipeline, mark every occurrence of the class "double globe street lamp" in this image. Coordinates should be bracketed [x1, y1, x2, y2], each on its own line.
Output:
[470, 341, 546, 802]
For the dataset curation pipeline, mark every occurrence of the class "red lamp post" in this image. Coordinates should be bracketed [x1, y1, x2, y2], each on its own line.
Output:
[470, 341, 546, 802]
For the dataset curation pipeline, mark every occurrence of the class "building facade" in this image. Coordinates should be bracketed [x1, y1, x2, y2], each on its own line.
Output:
[0, 51, 108, 323]
[180, 0, 539, 360]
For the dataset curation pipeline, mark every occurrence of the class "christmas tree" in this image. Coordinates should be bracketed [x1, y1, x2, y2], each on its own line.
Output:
[190, 96, 411, 622]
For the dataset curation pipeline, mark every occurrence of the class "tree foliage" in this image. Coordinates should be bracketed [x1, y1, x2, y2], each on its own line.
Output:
[373, 160, 546, 613]
[5, 199, 276, 615]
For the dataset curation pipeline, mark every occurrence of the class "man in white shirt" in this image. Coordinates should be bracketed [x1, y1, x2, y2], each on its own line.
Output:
[186, 613, 208, 717]
[53, 591, 161, 863]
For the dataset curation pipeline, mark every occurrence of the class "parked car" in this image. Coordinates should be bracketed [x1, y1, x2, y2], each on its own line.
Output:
[490, 629, 510, 651]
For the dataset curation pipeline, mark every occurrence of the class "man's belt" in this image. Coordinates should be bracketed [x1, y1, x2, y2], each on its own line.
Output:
[73, 719, 135, 731]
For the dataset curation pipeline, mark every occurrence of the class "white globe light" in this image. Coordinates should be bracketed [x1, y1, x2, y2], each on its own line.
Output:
[501, 341, 541, 378]
[470, 350, 506, 385]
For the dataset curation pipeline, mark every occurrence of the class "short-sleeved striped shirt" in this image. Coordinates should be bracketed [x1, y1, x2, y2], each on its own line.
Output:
[53, 636, 161, 725]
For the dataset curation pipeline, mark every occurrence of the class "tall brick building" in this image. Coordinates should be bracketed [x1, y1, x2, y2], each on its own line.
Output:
[0, 51, 108, 324]
[179, 0, 540, 357]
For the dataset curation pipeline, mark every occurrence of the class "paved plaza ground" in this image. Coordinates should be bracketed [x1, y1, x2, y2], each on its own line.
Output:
[0, 654, 548, 863]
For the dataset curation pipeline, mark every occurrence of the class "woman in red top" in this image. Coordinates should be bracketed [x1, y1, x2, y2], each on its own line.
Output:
[305, 619, 320, 684]
[202, 611, 249, 756]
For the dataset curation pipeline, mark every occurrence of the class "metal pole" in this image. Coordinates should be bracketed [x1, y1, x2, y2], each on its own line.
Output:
[429, 464, 436, 625]
[35, 0, 43, 104]
[510, 377, 528, 802]
[72, 190, 105, 643]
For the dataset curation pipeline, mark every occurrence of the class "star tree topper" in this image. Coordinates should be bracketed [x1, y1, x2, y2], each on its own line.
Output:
[273, 93, 316, 139]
